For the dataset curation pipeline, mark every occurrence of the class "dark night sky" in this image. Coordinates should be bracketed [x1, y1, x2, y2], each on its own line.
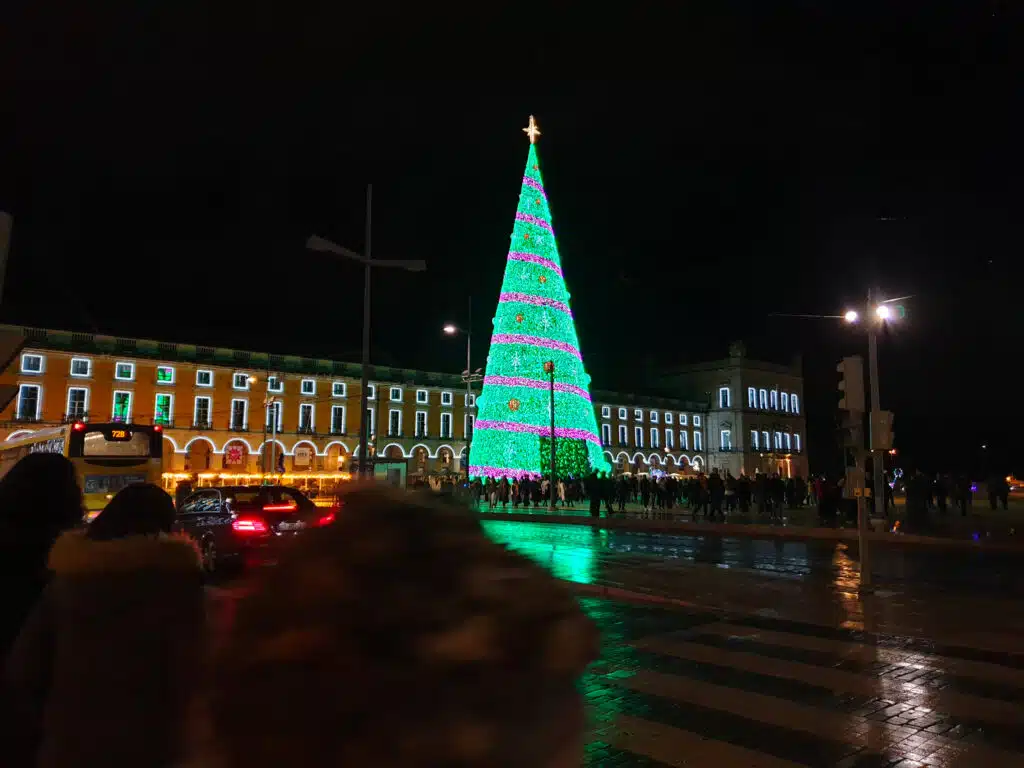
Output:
[1, 2, 1021, 474]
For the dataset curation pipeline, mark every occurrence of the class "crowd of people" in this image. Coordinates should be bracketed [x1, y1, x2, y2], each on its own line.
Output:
[471, 470, 817, 521]
[0, 453, 598, 767]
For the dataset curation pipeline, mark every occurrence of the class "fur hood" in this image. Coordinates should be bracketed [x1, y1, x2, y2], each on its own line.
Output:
[48, 530, 201, 576]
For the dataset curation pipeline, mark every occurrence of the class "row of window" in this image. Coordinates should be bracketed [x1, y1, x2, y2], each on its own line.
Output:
[747, 429, 802, 453]
[733, 386, 800, 414]
[20, 354, 475, 406]
[600, 424, 704, 452]
[14, 383, 469, 440]
[598, 406, 702, 427]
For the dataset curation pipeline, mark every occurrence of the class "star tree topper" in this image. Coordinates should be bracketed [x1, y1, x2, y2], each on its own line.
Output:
[523, 115, 541, 144]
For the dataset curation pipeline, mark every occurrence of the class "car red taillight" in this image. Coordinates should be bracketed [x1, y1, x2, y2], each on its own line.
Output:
[232, 517, 268, 534]
[262, 504, 297, 512]
[317, 512, 335, 527]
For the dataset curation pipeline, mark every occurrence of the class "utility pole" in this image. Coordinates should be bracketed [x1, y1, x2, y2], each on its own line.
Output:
[307, 184, 426, 480]
[359, 185, 373, 480]
[545, 360, 556, 510]
[866, 288, 886, 521]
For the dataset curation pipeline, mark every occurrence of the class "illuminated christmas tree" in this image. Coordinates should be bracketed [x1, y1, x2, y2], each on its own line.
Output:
[469, 116, 611, 480]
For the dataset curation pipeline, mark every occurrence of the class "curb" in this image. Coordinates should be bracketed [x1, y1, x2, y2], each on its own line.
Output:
[479, 512, 1024, 552]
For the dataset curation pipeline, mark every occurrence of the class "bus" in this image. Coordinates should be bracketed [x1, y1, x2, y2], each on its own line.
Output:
[0, 422, 164, 520]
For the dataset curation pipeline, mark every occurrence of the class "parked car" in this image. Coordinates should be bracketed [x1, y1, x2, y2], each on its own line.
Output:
[174, 485, 335, 574]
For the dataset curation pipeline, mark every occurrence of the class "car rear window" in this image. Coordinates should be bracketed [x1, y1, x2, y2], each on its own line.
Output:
[227, 490, 263, 510]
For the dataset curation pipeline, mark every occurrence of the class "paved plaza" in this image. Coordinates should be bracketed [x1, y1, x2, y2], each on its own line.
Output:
[484, 521, 1024, 766]
[207, 518, 1024, 766]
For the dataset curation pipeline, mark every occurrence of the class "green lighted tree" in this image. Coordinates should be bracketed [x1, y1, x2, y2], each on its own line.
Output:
[469, 116, 610, 480]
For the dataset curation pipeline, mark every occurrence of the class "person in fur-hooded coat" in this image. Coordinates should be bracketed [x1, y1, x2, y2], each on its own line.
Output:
[4, 484, 204, 768]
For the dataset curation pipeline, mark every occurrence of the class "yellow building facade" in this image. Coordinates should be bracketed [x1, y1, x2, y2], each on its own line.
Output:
[0, 326, 472, 489]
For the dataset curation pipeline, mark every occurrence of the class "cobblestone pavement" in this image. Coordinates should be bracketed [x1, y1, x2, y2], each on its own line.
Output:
[484, 521, 1024, 766]
[206, 519, 1024, 767]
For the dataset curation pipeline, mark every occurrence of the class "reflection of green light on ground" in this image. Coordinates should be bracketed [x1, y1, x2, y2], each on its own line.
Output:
[482, 521, 597, 584]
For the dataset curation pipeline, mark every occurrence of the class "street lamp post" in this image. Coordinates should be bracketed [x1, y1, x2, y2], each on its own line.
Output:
[544, 360, 556, 510]
[866, 290, 886, 521]
[307, 184, 426, 479]
[443, 298, 482, 478]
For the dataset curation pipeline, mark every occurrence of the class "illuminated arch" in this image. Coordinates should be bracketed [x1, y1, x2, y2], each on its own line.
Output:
[614, 451, 630, 463]
[381, 442, 409, 458]
[183, 436, 218, 454]
[323, 440, 351, 456]
[221, 436, 254, 454]
[690, 455, 704, 470]
[255, 439, 290, 456]
[5, 429, 35, 441]
[629, 452, 646, 464]
[603, 450, 614, 463]
[161, 434, 181, 454]
[663, 454, 677, 465]
[433, 444, 456, 459]
[677, 454, 691, 467]
[290, 439, 318, 457]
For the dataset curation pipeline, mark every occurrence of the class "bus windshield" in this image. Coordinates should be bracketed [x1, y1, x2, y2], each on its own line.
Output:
[81, 427, 154, 458]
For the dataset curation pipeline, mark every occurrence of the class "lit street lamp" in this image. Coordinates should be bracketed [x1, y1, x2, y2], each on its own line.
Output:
[442, 299, 483, 477]
[307, 184, 426, 478]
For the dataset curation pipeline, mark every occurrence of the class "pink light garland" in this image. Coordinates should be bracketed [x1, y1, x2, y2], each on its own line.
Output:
[522, 176, 548, 200]
[475, 419, 601, 446]
[498, 292, 570, 314]
[507, 252, 563, 276]
[483, 375, 591, 401]
[515, 212, 553, 231]
[468, 465, 540, 480]
[490, 334, 582, 360]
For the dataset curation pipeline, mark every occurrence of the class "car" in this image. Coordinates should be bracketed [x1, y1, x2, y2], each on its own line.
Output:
[174, 485, 336, 575]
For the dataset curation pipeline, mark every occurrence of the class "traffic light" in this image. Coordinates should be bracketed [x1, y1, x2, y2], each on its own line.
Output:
[837, 355, 865, 413]
[870, 410, 894, 451]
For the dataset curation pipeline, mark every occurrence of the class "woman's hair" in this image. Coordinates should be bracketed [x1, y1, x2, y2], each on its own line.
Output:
[0, 453, 83, 540]
[87, 483, 176, 542]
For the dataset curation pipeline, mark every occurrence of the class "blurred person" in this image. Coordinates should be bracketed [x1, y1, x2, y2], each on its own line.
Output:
[0, 454, 84, 661]
[4, 483, 204, 768]
[190, 486, 599, 768]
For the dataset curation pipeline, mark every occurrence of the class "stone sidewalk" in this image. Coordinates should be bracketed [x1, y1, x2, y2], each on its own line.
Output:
[476, 504, 1024, 551]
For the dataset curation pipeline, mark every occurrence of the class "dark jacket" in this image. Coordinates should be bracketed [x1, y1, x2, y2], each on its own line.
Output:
[4, 530, 204, 768]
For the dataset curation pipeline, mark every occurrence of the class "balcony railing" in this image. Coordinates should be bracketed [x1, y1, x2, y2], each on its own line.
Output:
[298, 425, 316, 435]
[61, 412, 89, 424]
[14, 415, 41, 423]
[192, 421, 212, 430]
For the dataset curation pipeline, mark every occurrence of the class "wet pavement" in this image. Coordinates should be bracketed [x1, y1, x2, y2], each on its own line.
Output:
[483, 521, 1024, 766]
[205, 519, 1024, 766]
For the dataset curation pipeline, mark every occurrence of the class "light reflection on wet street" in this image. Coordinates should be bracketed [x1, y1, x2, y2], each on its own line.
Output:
[482, 521, 1024, 766]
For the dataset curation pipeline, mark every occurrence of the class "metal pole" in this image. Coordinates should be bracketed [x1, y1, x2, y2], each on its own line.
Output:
[465, 296, 472, 478]
[860, 288, 880, 591]
[358, 185, 373, 479]
[262, 398, 268, 476]
[270, 398, 277, 482]
[549, 363, 556, 511]
[868, 292, 885, 519]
